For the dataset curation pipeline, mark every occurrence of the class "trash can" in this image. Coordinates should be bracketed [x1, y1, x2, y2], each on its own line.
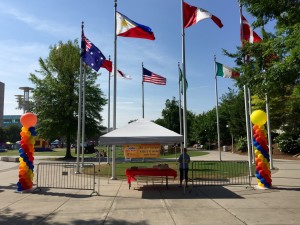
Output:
[223, 145, 228, 152]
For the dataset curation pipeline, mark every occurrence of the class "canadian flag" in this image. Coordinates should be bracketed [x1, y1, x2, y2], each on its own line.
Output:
[183, 2, 223, 29]
[241, 15, 262, 43]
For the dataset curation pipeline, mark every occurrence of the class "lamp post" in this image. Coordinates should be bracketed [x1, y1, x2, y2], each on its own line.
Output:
[14, 95, 24, 110]
[19, 87, 34, 113]
[226, 124, 234, 153]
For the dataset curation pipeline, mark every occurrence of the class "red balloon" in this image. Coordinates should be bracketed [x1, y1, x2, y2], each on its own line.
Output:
[20, 112, 37, 128]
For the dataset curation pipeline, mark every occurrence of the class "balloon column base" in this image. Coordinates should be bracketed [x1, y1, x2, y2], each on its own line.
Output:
[254, 185, 270, 190]
[15, 188, 34, 193]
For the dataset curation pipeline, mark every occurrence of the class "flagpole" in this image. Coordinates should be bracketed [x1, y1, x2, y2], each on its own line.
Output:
[111, 0, 117, 180]
[214, 55, 222, 161]
[81, 67, 86, 167]
[248, 87, 255, 164]
[178, 62, 182, 136]
[181, 0, 187, 149]
[239, 1, 253, 176]
[142, 62, 144, 118]
[76, 21, 84, 174]
[178, 62, 183, 154]
[266, 94, 273, 169]
[107, 56, 111, 164]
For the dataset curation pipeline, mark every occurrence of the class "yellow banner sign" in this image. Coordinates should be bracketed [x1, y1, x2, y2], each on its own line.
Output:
[123, 144, 161, 158]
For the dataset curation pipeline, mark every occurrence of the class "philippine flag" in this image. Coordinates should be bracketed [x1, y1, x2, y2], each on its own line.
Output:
[116, 12, 155, 40]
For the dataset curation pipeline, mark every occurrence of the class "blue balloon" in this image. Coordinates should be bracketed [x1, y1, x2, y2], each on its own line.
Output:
[257, 145, 263, 151]
[17, 182, 24, 191]
[264, 183, 271, 188]
[260, 177, 266, 183]
[19, 148, 24, 154]
[253, 139, 258, 145]
[29, 127, 37, 136]
[256, 173, 262, 180]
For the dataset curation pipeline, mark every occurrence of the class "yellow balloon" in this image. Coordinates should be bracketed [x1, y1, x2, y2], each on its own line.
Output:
[259, 125, 266, 131]
[250, 110, 267, 125]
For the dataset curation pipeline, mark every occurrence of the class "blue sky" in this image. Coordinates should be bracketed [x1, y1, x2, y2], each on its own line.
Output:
[0, 0, 269, 128]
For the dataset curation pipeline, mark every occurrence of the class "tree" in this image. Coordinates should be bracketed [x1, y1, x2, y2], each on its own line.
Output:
[190, 110, 217, 148]
[219, 89, 246, 144]
[223, 1, 300, 149]
[0, 126, 6, 143]
[29, 40, 106, 159]
[4, 125, 21, 143]
[160, 97, 181, 134]
[155, 97, 195, 145]
[233, 0, 300, 98]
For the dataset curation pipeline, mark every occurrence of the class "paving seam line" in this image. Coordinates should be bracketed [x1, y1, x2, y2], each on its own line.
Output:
[159, 189, 177, 225]
[100, 180, 123, 225]
[198, 187, 248, 225]
[36, 189, 82, 225]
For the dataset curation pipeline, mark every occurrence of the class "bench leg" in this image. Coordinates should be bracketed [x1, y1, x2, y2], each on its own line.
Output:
[166, 176, 168, 188]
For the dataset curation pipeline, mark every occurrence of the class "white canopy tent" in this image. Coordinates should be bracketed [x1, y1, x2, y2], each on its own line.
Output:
[99, 119, 183, 180]
[99, 119, 183, 145]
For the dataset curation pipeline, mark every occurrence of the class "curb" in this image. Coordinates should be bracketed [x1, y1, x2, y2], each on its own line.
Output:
[0, 157, 19, 162]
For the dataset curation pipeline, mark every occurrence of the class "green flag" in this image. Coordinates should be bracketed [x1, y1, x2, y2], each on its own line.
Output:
[179, 67, 188, 94]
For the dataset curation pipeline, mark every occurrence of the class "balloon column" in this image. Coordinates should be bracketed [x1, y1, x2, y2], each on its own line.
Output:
[17, 112, 37, 192]
[250, 110, 272, 188]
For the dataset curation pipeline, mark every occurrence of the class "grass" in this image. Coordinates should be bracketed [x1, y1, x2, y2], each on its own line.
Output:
[0, 147, 208, 159]
[2, 148, 251, 181]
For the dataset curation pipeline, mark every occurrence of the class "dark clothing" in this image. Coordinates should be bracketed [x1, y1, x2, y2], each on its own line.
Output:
[180, 168, 189, 182]
[178, 152, 190, 183]
[179, 152, 190, 169]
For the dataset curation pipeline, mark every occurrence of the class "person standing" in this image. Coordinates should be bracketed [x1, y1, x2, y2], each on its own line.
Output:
[178, 148, 190, 187]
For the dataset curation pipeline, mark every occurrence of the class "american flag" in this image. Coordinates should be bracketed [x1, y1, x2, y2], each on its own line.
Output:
[143, 67, 166, 85]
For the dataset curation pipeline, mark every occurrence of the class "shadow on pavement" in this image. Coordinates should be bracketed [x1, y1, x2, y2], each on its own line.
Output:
[138, 185, 245, 199]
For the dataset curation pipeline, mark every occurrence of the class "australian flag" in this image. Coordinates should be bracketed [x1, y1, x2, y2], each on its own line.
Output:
[81, 33, 106, 72]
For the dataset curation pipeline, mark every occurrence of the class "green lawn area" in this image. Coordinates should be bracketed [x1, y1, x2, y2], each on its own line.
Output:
[1, 148, 251, 180]
[0, 147, 208, 159]
[1, 147, 210, 179]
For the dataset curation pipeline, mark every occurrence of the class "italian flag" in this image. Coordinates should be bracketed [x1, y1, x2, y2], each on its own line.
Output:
[216, 62, 240, 79]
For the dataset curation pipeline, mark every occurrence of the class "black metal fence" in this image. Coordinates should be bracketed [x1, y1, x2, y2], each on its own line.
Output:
[191, 161, 251, 186]
[36, 162, 99, 195]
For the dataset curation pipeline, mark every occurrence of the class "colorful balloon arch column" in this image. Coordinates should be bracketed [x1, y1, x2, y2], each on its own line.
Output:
[17, 112, 37, 192]
[250, 110, 272, 188]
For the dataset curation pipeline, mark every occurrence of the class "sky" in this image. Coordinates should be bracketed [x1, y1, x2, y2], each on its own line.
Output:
[0, 0, 268, 129]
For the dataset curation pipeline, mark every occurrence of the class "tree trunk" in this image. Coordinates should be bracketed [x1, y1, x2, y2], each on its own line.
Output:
[64, 135, 73, 159]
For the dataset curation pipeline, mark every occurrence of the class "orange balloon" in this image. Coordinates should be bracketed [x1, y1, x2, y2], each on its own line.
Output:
[20, 112, 37, 128]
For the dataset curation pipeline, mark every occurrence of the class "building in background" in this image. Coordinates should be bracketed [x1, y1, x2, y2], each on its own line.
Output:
[0, 82, 4, 127]
[2, 115, 22, 127]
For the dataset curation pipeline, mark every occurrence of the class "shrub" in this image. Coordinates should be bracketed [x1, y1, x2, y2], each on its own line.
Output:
[236, 136, 247, 152]
[274, 133, 300, 154]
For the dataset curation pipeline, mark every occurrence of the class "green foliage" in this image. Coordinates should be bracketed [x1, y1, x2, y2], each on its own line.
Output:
[155, 2, 300, 149]
[236, 137, 248, 152]
[275, 133, 300, 154]
[0, 125, 21, 143]
[0, 127, 6, 143]
[4, 125, 21, 143]
[29, 40, 106, 158]
[155, 97, 195, 145]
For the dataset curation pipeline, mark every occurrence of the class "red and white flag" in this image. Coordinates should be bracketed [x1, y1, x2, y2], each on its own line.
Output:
[183, 2, 223, 29]
[117, 69, 132, 80]
[241, 15, 262, 43]
[111, 69, 132, 80]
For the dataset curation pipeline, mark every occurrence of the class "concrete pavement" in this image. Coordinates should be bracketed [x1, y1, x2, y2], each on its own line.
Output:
[1, 150, 300, 225]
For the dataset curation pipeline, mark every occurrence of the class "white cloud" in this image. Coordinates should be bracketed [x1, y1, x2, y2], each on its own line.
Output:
[0, 2, 77, 37]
